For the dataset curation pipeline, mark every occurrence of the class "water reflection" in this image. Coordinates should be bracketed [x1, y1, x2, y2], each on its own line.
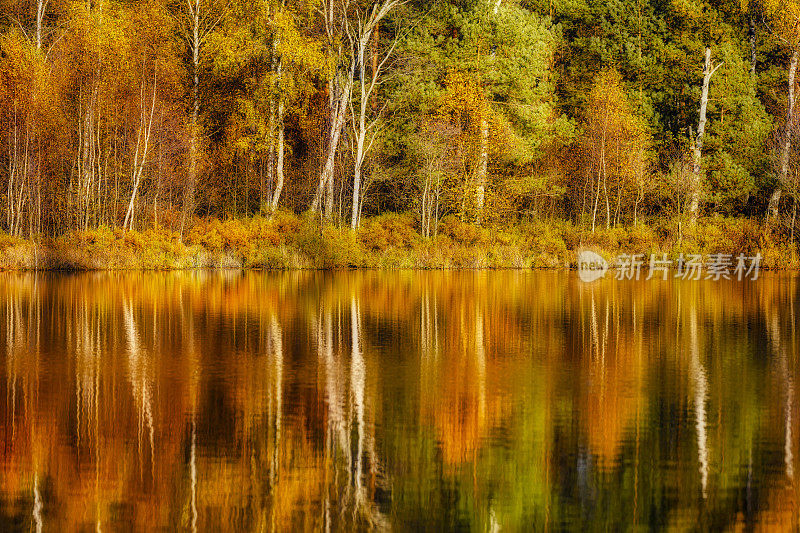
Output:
[0, 271, 797, 530]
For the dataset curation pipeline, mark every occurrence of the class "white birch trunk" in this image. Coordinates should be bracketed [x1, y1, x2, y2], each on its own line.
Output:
[181, 0, 201, 235]
[123, 78, 157, 230]
[36, 0, 49, 51]
[271, 57, 285, 212]
[773, 50, 799, 221]
[476, 112, 488, 224]
[312, 72, 353, 217]
[690, 47, 722, 224]
[351, 40, 367, 229]
[475, 0, 500, 224]
[749, 17, 757, 77]
[312, 0, 402, 219]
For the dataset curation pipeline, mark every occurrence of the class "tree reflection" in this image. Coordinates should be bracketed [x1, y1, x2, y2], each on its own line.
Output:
[0, 271, 796, 530]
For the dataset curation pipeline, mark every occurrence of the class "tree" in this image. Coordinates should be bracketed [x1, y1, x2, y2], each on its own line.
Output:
[688, 47, 723, 224]
[310, 0, 403, 220]
[55, 0, 186, 231]
[388, 0, 571, 225]
[208, 0, 326, 217]
[0, 30, 60, 236]
[174, 0, 228, 234]
[415, 117, 458, 238]
[703, 42, 772, 213]
[744, 0, 800, 220]
[347, 16, 402, 229]
[582, 68, 651, 231]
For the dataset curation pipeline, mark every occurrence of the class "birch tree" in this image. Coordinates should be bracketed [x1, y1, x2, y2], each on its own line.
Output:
[267, 1, 325, 213]
[347, 17, 401, 228]
[35, 0, 49, 50]
[744, 0, 800, 221]
[688, 47, 723, 225]
[176, 0, 228, 234]
[773, 51, 799, 220]
[209, 0, 324, 216]
[122, 75, 158, 230]
[310, 0, 403, 220]
[473, 0, 504, 224]
[58, 0, 185, 231]
[416, 119, 457, 238]
[583, 68, 651, 231]
[0, 29, 60, 237]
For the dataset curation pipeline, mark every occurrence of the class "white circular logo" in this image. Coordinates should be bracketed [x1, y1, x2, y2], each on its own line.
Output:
[577, 250, 608, 282]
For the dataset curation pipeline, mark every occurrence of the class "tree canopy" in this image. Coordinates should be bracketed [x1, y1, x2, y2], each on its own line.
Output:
[0, 0, 798, 236]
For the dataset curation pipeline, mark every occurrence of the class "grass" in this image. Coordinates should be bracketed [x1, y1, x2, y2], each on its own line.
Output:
[0, 211, 796, 270]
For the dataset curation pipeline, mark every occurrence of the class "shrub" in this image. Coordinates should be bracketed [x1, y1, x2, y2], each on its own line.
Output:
[0, 231, 23, 250]
[620, 224, 658, 254]
[270, 211, 302, 242]
[295, 218, 363, 268]
[439, 215, 487, 245]
[186, 219, 224, 251]
[220, 219, 253, 254]
[519, 221, 568, 258]
[122, 230, 147, 251]
[358, 212, 419, 251]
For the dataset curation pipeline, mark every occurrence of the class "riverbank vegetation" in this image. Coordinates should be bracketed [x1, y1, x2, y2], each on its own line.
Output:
[2, 0, 800, 269]
[0, 211, 796, 270]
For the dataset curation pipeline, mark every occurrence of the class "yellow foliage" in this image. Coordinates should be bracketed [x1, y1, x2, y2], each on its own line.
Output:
[358, 213, 420, 251]
[582, 68, 652, 226]
[186, 219, 225, 251]
[748, 0, 800, 45]
[439, 215, 488, 245]
[267, 211, 302, 242]
[0, 231, 24, 251]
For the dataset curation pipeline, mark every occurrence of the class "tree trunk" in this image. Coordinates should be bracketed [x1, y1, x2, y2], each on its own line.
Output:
[265, 98, 275, 209]
[591, 154, 601, 233]
[773, 49, 799, 221]
[271, 89, 285, 212]
[123, 79, 157, 231]
[475, 0, 501, 224]
[311, 72, 352, 218]
[313, 0, 402, 220]
[265, 12, 279, 211]
[371, 22, 379, 113]
[181, 3, 200, 236]
[476, 110, 488, 224]
[351, 152, 364, 229]
[350, 21, 400, 229]
[421, 174, 430, 237]
[603, 148, 610, 229]
[749, 17, 756, 77]
[690, 47, 720, 225]
[351, 43, 367, 230]
[36, 0, 49, 50]
[325, 140, 336, 218]
[768, 188, 783, 221]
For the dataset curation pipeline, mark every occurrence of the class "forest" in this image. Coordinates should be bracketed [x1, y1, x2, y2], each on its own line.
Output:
[1, 0, 800, 269]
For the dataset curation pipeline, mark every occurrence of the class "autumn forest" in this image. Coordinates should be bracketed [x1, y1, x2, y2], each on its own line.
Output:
[1, 0, 800, 268]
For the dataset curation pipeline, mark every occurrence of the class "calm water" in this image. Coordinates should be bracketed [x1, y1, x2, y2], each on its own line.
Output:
[0, 271, 798, 531]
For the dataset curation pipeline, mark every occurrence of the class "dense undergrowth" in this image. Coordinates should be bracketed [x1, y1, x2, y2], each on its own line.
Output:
[0, 211, 796, 270]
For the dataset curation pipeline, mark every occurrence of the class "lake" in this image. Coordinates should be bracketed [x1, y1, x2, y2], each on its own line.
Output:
[0, 270, 797, 530]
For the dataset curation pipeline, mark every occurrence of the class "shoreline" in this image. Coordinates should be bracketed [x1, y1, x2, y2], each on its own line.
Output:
[0, 212, 797, 272]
